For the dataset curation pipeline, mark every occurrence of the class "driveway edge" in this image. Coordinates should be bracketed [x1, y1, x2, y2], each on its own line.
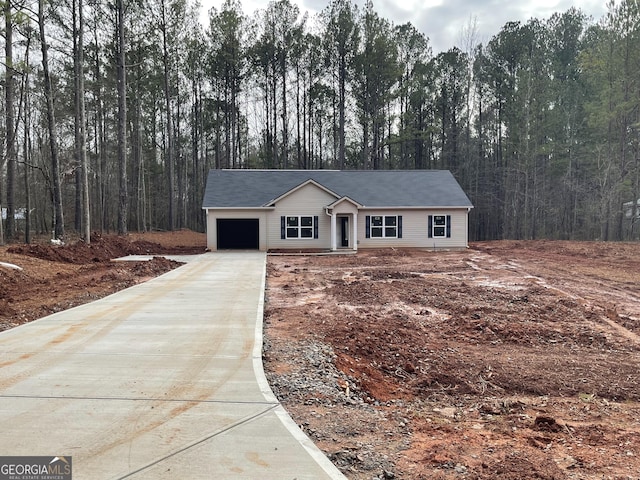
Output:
[252, 256, 347, 480]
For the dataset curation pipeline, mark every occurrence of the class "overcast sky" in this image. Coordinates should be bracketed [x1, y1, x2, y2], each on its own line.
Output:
[201, 0, 609, 53]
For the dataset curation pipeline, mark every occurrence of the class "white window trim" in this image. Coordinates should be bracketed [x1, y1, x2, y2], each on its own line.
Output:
[285, 215, 315, 239]
[431, 214, 448, 238]
[370, 215, 398, 239]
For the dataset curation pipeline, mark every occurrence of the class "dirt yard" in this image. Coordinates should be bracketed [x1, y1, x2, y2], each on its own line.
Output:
[1, 234, 639, 479]
[264, 242, 640, 480]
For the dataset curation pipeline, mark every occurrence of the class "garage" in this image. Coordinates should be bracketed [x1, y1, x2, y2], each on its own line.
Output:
[217, 219, 259, 249]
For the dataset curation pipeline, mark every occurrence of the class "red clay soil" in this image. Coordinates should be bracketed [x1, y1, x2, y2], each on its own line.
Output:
[2, 235, 639, 479]
[264, 241, 640, 479]
[0, 230, 206, 331]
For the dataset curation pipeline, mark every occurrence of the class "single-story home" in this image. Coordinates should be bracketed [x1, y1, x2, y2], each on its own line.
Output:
[202, 169, 473, 251]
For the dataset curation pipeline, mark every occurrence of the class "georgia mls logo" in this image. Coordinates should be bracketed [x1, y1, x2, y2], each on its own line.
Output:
[0, 456, 72, 480]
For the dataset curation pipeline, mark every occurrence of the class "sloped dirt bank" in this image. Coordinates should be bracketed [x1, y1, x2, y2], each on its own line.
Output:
[0, 230, 206, 331]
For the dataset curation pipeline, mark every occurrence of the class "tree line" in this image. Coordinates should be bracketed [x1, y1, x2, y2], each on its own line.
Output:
[1, 0, 639, 244]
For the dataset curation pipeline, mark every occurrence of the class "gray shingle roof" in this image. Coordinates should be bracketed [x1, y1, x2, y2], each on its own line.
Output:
[202, 170, 473, 208]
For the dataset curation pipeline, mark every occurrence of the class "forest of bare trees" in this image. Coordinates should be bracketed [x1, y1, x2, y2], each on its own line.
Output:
[1, 0, 639, 243]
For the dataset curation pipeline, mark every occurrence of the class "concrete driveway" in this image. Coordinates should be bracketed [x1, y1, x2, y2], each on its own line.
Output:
[0, 252, 345, 479]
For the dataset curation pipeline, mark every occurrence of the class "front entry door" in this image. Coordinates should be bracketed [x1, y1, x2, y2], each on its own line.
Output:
[340, 217, 349, 247]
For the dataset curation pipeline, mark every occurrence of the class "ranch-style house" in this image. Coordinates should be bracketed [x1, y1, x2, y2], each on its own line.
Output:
[202, 169, 473, 251]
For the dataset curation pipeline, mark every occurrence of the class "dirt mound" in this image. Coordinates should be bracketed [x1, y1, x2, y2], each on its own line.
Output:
[7, 232, 205, 263]
[0, 230, 206, 331]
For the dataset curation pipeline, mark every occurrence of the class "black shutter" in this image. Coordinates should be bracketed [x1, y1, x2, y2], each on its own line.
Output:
[428, 215, 433, 238]
[398, 215, 403, 238]
[365, 215, 371, 238]
[314, 216, 319, 239]
[446, 215, 451, 238]
[280, 216, 285, 239]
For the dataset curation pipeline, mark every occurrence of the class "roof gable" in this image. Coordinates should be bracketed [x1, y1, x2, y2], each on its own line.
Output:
[265, 179, 341, 206]
[327, 196, 363, 209]
[202, 169, 473, 209]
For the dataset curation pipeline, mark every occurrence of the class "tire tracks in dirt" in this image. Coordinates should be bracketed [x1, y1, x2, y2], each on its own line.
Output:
[471, 249, 640, 349]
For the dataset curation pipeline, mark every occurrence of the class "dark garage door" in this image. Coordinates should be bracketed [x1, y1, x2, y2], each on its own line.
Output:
[217, 219, 259, 249]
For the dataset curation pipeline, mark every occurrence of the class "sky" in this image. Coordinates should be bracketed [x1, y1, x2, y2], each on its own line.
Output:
[200, 0, 609, 53]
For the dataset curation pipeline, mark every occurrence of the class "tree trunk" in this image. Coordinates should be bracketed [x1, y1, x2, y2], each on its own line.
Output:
[116, 0, 127, 235]
[4, 1, 16, 242]
[190, 75, 200, 229]
[90, 9, 106, 233]
[338, 58, 346, 170]
[161, 0, 175, 230]
[176, 87, 185, 229]
[79, 0, 90, 242]
[295, 62, 302, 168]
[23, 32, 32, 244]
[39, 0, 65, 240]
[74, 0, 90, 242]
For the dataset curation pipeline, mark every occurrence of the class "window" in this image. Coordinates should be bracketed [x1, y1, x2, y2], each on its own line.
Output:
[282, 216, 318, 239]
[367, 215, 402, 238]
[433, 215, 446, 237]
[428, 215, 451, 238]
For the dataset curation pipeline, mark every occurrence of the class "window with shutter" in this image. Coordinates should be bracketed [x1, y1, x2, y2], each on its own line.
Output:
[284, 215, 316, 239]
[428, 214, 451, 238]
[367, 215, 399, 238]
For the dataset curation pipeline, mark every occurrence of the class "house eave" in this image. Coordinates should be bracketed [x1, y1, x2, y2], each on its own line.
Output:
[202, 206, 276, 210]
[358, 205, 473, 210]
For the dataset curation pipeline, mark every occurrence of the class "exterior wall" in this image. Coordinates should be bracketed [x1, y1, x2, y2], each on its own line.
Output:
[266, 183, 336, 250]
[206, 209, 269, 251]
[357, 208, 469, 249]
[206, 193, 470, 251]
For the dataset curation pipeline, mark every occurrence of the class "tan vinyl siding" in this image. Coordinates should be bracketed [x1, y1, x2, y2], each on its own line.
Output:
[357, 209, 469, 249]
[267, 183, 336, 250]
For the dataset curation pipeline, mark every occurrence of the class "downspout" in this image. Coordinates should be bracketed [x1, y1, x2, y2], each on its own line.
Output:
[466, 206, 472, 248]
[353, 210, 358, 251]
[325, 207, 336, 251]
